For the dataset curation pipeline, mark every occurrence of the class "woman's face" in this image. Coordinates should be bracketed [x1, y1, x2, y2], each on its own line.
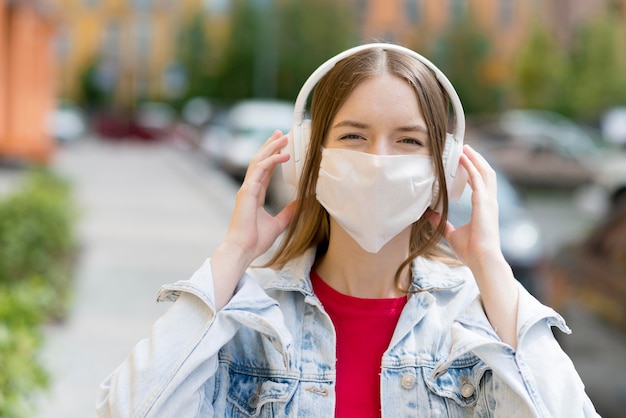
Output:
[324, 73, 430, 156]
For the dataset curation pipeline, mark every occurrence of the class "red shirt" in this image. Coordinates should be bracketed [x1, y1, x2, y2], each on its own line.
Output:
[311, 271, 407, 418]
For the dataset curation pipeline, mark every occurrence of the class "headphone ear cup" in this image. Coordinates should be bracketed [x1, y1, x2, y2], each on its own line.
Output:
[448, 163, 468, 201]
[443, 133, 466, 201]
[281, 119, 311, 187]
[281, 130, 298, 187]
[431, 133, 466, 210]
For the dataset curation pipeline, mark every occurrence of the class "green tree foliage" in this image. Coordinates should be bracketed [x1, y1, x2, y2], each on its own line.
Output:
[428, 16, 503, 115]
[564, 14, 626, 119]
[175, 13, 215, 105]
[514, 25, 568, 112]
[77, 55, 114, 112]
[203, 0, 358, 102]
[515, 14, 626, 120]
[176, 2, 626, 122]
[275, 0, 358, 101]
[210, 0, 259, 101]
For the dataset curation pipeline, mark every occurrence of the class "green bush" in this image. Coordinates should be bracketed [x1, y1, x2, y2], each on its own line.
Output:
[0, 169, 78, 320]
[0, 281, 51, 418]
[0, 169, 77, 417]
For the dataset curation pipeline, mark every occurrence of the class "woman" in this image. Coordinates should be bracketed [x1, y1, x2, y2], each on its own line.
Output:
[97, 43, 598, 417]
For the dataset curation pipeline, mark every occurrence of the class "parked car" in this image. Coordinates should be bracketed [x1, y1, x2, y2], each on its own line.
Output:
[92, 102, 199, 148]
[201, 99, 294, 179]
[547, 208, 626, 333]
[468, 109, 626, 212]
[181, 97, 215, 128]
[601, 106, 626, 148]
[133, 101, 177, 139]
[47, 100, 88, 143]
[200, 99, 295, 208]
[447, 162, 545, 298]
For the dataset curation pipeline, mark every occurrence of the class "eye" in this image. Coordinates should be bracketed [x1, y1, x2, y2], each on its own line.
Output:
[399, 137, 426, 146]
[340, 133, 365, 141]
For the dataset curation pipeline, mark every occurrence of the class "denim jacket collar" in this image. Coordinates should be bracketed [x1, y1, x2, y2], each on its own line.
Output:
[263, 247, 467, 296]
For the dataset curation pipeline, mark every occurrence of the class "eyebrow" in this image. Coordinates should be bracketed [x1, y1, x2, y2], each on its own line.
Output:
[333, 120, 370, 130]
[333, 120, 428, 134]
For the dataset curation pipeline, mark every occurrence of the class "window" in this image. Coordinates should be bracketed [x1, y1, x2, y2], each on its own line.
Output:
[405, 0, 421, 24]
[132, 0, 152, 11]
[54, 26, 71, 60]
[205, 0, 231, 14]
[499, 0, 515, 27]
[450, 0, 466, 23]
[135, 13, 151, 60]
[356, 0, 368, 20]
[154, 0, 177, 11]
[101, 20, 120, 59]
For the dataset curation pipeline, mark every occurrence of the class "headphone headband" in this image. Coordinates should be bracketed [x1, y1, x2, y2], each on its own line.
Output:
[292, 43, 465, 143]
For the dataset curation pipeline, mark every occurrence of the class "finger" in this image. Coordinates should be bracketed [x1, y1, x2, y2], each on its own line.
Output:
[246, 131, 285, 171]
[249, 133, 289, 172]
[251, 149, 291, 186]
[256, 131, 287, 160]
[459, 153, 482, 193]
[245, 135, 289, 185]
[463, 145, 497, 189]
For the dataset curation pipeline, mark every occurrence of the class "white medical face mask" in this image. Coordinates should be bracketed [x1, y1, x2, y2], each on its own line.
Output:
[316, 147, 436, 253]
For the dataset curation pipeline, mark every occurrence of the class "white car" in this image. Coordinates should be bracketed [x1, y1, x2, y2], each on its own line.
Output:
[201, 99, 294, 178]
[48, 100, 88, 143]
[201, 99, 296, 209]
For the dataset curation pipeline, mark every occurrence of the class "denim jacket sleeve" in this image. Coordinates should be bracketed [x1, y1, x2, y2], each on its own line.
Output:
[435, 283, 600, 418]
[95, 258, 292, 418]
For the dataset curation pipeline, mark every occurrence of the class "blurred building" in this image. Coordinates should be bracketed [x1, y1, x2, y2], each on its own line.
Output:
[0, 0, 57, 163]
[358, 0, 626, 85]
[54, 0, 229, 108]
[53, 0, 626, 108]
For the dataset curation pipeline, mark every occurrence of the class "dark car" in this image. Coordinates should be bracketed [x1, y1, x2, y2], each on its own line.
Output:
[92, 102, 198, 148]
[468, 110, 626, 212]
[447, 164, 545, 297]
[547, 209, 626, 333]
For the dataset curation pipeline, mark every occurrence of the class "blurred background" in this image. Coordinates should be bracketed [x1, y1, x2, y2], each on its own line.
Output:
[1, 0, 626, 417]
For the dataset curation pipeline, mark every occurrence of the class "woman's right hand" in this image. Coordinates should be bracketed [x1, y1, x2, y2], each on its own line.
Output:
[210, 131, 296, 310]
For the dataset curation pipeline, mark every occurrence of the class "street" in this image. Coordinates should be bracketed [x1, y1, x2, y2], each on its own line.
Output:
[35, 138, 625, 417]
[36, 138, 237, 417]
[523, 191, 626, 418]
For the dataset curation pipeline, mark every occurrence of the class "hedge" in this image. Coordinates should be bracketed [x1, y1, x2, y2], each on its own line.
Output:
[0, 169, 78, 417]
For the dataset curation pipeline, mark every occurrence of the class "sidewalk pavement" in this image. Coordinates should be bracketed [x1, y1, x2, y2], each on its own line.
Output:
[35, 137, 238, 418]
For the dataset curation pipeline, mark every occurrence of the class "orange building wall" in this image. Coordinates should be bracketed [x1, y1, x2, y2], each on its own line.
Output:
[0, 1, 56, 164]
[0, 1, 6, 141]
[54, 0, 207, 103]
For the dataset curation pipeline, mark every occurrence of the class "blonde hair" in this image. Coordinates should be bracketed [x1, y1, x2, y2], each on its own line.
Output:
[263, 46, 459, 290]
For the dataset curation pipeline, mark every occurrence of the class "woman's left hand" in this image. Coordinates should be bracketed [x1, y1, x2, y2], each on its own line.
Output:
[429, 145, 502, 269]
[429, 145, 520, 348]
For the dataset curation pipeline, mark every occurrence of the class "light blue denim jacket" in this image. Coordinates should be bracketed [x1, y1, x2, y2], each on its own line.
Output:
[97, 248, 599, 417]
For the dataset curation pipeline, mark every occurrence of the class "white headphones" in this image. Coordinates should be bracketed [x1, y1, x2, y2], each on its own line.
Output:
[282, 43, 468, 206]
